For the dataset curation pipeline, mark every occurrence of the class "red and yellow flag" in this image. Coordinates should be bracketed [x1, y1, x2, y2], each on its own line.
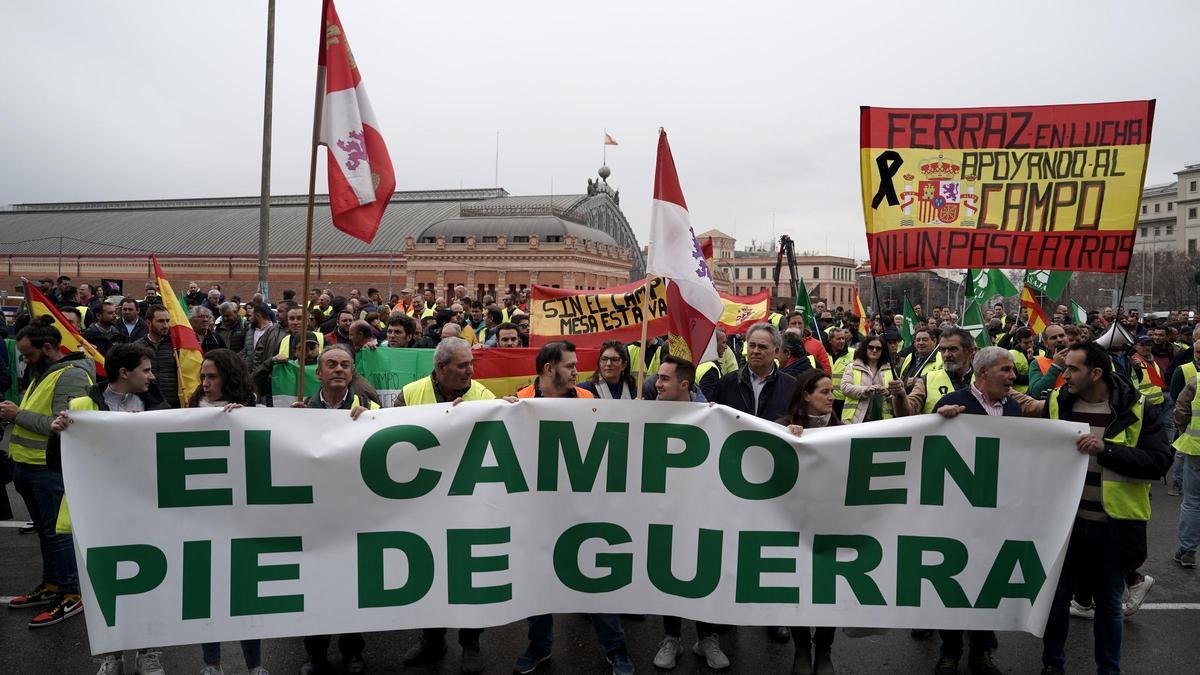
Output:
[471, 347, 599, 397]
[1020, 285, 1051, 335]
[23, 281, 106, 377]
[852, 289, 868, 334]
[717, 290, 770, 335]
[152, 257, 203, 407]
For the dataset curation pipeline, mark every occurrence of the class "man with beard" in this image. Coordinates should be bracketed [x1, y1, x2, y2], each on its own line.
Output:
[890, 327, 977, 417]
[899, 327, 942, 388]
[82, 301, 126, 357]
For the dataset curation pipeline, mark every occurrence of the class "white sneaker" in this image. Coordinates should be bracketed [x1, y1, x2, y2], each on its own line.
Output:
[1069, 599, 1094, 620]
[248, 668, 270, 675]
[135, 650, 165, 675]
[96, 655, 125, 675]
[199, 666, 223, 675]
[692, 634, 731, 670]
[653, 636, 682, 669]
[1124, 574, 1155, 616]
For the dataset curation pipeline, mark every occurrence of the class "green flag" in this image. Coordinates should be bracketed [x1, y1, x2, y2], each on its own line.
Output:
[1024, 270, 1072, 301]
[966, 268, 1019, 305]
[1070, 301, 1088, 325]
[901, 295, 919, 346]
[794, 275, 813, 320]
[961, 302, 990, 349]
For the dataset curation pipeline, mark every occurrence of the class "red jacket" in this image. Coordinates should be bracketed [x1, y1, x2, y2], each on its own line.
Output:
[804, 336, 831, 374]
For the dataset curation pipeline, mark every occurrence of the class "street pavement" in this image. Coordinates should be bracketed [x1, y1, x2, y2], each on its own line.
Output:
[2, 483, 1198, 674]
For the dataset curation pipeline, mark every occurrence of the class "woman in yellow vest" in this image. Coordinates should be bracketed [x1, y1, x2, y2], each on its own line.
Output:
[840, 333, 894, 423]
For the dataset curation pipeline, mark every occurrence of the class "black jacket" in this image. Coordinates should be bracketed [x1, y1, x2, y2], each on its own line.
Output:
[83, 322, 127, 359]
[121, 319, 149, 343]
[135, 334, 181, 408]
[934, 387, 1022, 417]
[711, 365, 796, 422]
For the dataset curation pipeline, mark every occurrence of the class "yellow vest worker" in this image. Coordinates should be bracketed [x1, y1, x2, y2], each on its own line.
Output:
[401, 375, 495, 405]
[830, 351, 853, 402]
[922, 368, 973, 414]
[841, 368, 894, 422]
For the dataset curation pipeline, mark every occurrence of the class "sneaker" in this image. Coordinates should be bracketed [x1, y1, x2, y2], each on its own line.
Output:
[933, 657, 958, 675]
[653, 637, 682, 669]
[1124, 573, 1155, 616]
[692, 635, 730, 670]
[402, 634, 447, 666]
[1176, 549, 1197, 568]
[813, 648, 835, 674]
[967, 649, 1001, 675]
[461, 639, 484, 674]
[19, 521, 36, 534]
[607, 648, 635, 675]
[8, 582, 58, 609]
[134, 650, 165, 675]
[248, 669, 270, 675]
[95, 655, 125, 675]
[28, 593, 82, 628]
[1069, 599, 1094, 619]
[513, 644, 551, 674]
[1168, 481, 1182, 496]
[200, 666, 224, 675]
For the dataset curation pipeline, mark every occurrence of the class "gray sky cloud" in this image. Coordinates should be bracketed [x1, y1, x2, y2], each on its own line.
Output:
[2, 0, 1196, 261]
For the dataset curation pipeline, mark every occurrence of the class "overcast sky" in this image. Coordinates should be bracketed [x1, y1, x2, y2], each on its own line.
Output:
[2, 0, 1196, 261]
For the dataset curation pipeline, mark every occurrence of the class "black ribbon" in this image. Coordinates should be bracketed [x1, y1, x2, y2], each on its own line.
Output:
[870, 150, 903, 209]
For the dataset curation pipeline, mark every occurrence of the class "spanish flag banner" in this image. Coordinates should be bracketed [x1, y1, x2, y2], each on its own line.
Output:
[717, 290, 770, 335]
[860, 100, 1154, 276]
[530, 279, 668, 350]
[23, 280, 106, 377]
[471, 347, 599, 398]
[852, 288, 868, 334]
[152, 257, 204, 407]
[1020, 285, 1051, 335]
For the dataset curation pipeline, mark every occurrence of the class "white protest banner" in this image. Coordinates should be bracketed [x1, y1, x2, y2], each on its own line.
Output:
[61, 403, 1088, 653]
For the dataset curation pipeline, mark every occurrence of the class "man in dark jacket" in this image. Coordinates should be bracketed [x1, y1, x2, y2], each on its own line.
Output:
[244, 303, 284, 402]
[135, 305, 181, 408]
[1015, 342, 1172, 675]
[82, 301, 127, 358]
[118, 298, 149, 342]
[712, 322, 797, 426]
[215, 302, 248, 354]
[929, 346, 1018, 675]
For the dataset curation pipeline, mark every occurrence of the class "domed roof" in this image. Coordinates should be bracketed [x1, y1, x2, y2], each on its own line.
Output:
[417, 197, 619, 247]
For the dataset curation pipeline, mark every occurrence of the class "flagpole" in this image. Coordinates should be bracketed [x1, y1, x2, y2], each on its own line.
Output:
[634, 276, 655, 400]
[871, 277, 899, 380]
[602, 128, 607, 166]
[297, 1, 328, 404]
[257, 0, 276, 298]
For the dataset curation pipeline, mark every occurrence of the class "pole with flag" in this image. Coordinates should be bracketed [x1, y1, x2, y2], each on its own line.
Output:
[961, 301, 991, 349]
[1020, 284, 1052, 336]
[1071, 301, 1088, 325]
[645, 129, 724, 388]
[603, 130, 618, 165]
[901, 294, 919, 347]
[151, 257, 203, 407]
[298, 0, 396, 402]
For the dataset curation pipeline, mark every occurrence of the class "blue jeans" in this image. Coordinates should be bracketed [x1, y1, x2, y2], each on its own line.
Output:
[1180, 454, 1200, 553]
[526, 614, 626, 656]
[12, 462, 78, 593]
[201, 641, 261, 668]
[1042, 520, 1126, 675]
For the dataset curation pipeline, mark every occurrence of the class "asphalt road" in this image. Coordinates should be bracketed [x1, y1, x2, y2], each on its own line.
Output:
[2, 483, 1198, 675]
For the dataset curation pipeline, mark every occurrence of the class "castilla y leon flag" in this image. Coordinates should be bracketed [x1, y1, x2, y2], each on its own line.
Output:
[647, 130, 723, 363]
[22, 280, 106, 377]
[1020, 285, 1051, 335]
[860, 100, 1155, 276]
[152, 257, 203, 407]
[318, 0, 395, 244]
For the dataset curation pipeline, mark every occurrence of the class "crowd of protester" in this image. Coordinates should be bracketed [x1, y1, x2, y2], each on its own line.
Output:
[1, 275, 1195, 675]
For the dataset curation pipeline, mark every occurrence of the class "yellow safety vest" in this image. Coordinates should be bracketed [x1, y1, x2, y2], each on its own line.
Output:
[768, 312, 784, 330]
[1181, 362, 1199, 392]
[1173, 374, 1200, 458]
[401, 376, 495, 405]
[1009, 349, 1030, 394]
[841, 367, 894, 422]
[922, 368, 973, 414]
[1049, 389, 1151, 521]
[696, 361, 722, 386]
[421, 307, 436, 319]
[900, 351, 943, 380]
[276, 333, 325, 359]
[76, 305, 89, 323]
[10, 367, 93, 465]
[1132, 359, 1165, 406]
[55, 394, 102, 534]
[831, 352, 853, 401]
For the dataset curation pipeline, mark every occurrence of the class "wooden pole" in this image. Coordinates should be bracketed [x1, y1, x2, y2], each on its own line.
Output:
[634, 276, 655, 399]
[297, 4, 327, 404]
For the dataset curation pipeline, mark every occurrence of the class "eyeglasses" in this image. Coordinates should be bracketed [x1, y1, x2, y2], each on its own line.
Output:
[866, 345, 882, 351]
[599, 356, 624, 364]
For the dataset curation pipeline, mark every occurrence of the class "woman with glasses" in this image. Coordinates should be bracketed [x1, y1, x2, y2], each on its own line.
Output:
[579, 340, 637, 399]
[186, 348, 265, 675]
[839, 333, 894, 423]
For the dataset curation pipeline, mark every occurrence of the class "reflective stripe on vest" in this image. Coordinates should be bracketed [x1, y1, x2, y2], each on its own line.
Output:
[1133, 360, 1165, 406]
[831, 352, 853, 401]
[10, 368, 83, 465]
[1173, 374, 1200, 457]
[840, 367, 894, 422]
[402, 376, 495, 405]
[276, 333, 325, 358]
[1049, 390, 1151, 521]
[922, 369, 973, 415]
